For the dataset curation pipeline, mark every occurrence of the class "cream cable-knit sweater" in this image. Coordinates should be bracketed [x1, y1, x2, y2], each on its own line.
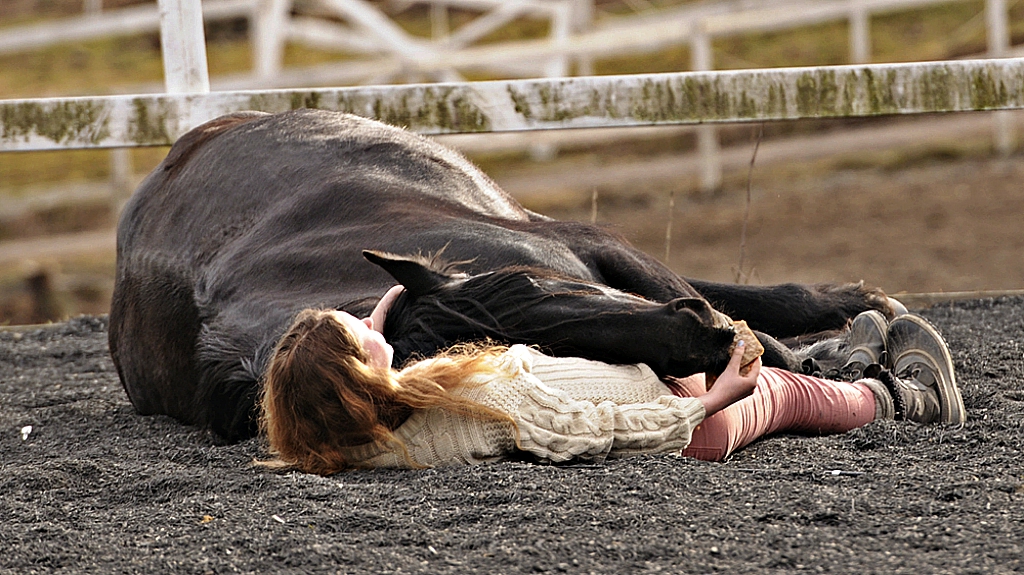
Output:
[340, 345, 706, 468]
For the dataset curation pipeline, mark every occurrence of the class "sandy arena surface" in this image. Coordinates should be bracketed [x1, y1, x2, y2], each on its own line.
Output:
[1, 296, 1022, 574]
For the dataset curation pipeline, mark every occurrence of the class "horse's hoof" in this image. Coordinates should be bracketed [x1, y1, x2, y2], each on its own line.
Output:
[887, 297, 909, 317]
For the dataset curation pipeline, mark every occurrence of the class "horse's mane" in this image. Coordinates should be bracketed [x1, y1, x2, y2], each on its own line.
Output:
[382, 264, 594, 366]
[393, 246, 476, 277]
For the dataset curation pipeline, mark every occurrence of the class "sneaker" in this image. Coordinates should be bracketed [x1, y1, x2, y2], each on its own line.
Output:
[882, 314, 966, 425]
[835, 310, 888, 381]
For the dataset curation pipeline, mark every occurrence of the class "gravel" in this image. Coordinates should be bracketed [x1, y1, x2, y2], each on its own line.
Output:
[2, 299, 1022, 574]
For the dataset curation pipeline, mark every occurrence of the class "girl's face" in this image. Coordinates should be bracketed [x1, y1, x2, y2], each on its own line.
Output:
[329, 311, 395, 369]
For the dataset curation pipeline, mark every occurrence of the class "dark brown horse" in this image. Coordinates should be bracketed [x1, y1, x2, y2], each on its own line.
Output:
[109, 109, 896, 441]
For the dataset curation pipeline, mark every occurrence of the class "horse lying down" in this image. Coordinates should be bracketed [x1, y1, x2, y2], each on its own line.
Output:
[109, 108, 899, 442]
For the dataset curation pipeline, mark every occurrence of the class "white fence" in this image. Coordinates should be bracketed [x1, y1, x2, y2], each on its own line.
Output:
[5, 58, 1024, 152]
[1, 0, 1020, 193]
[2, 0, 1024, 270]
[2, 0, 1024, 149]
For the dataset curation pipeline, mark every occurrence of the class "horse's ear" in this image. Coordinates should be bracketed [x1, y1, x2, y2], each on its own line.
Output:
[362, 250, 449, 296]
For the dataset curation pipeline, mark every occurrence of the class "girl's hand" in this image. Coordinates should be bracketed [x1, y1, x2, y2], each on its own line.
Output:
[698, 341, 761, 416]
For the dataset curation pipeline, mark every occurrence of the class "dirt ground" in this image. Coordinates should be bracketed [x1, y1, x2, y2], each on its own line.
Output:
[1, 298, 1022, 574]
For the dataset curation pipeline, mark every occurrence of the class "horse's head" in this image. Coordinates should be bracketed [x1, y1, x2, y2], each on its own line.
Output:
[362, 250, 737, 379]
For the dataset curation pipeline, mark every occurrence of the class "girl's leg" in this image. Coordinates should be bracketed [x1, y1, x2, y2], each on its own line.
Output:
[677, 367, 877, 462]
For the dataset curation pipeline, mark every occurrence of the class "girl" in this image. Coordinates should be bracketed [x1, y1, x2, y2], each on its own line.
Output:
[259, 295, 965, 474]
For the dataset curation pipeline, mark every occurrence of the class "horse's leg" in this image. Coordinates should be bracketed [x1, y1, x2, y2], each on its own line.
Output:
[684, 279, 897, 340]
[756, 331, 804, 373]
[109, 256, 203, 425]
[483, 292, 741, 379]
[519, 222, 813, 372]
[524, 221, 895, 340]
[527, 222, 899, 376]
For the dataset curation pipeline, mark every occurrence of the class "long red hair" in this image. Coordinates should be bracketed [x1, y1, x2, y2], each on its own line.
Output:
[258, 308, 511, 474]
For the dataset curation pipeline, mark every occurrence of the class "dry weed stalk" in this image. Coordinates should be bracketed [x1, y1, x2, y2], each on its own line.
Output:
[664, 189, 675, 263]
[735, 123, 764, 284]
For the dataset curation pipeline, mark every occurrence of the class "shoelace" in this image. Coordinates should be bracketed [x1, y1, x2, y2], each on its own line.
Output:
[831, 364, 867, 382]
[876, 369, 908, 419]
[894, 363, 935, 388]
[823, 351, 889, 382]
[897, 366, 921, 380]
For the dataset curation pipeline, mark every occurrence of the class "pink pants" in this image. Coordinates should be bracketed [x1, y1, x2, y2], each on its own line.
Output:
[666, 367, 877, 462]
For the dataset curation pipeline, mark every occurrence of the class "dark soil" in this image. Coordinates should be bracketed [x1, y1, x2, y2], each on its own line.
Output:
[1, 298, 1023, 574]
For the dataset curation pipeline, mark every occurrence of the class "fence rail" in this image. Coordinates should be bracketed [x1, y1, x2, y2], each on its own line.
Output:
[3, 58, 1024, 151]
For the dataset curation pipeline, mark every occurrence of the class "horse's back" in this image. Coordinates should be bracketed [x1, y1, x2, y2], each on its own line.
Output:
[119, 109, 527, 258]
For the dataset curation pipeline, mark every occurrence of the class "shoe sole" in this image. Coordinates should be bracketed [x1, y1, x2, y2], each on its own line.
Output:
[886, 315, 966, 425]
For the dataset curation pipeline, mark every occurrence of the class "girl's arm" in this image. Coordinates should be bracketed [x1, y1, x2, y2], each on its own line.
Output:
[508, 371, 709, 462]
[368, 285, 405, 333]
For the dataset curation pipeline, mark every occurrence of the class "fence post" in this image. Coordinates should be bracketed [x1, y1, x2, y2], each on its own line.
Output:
[109, 148, 134, 215]
[544, 2, 572, 78]
[158, 0, 211, 94]
[849, 2, 871, 64]
[253, 0, 291, 82]
[691, 21, 721, 194]
[571, 0, 594, 75]
[430, 3, 449, 41]
[987, 0, 1014, 155]
[530, 1, 574, 162]
[112, 0, 210, 219]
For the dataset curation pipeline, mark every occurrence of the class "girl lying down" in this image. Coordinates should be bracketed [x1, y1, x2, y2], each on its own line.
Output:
[258, 288, 965, 474]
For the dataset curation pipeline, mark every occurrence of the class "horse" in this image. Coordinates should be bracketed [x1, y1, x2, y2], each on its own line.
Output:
[109, 108, 897, 442]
